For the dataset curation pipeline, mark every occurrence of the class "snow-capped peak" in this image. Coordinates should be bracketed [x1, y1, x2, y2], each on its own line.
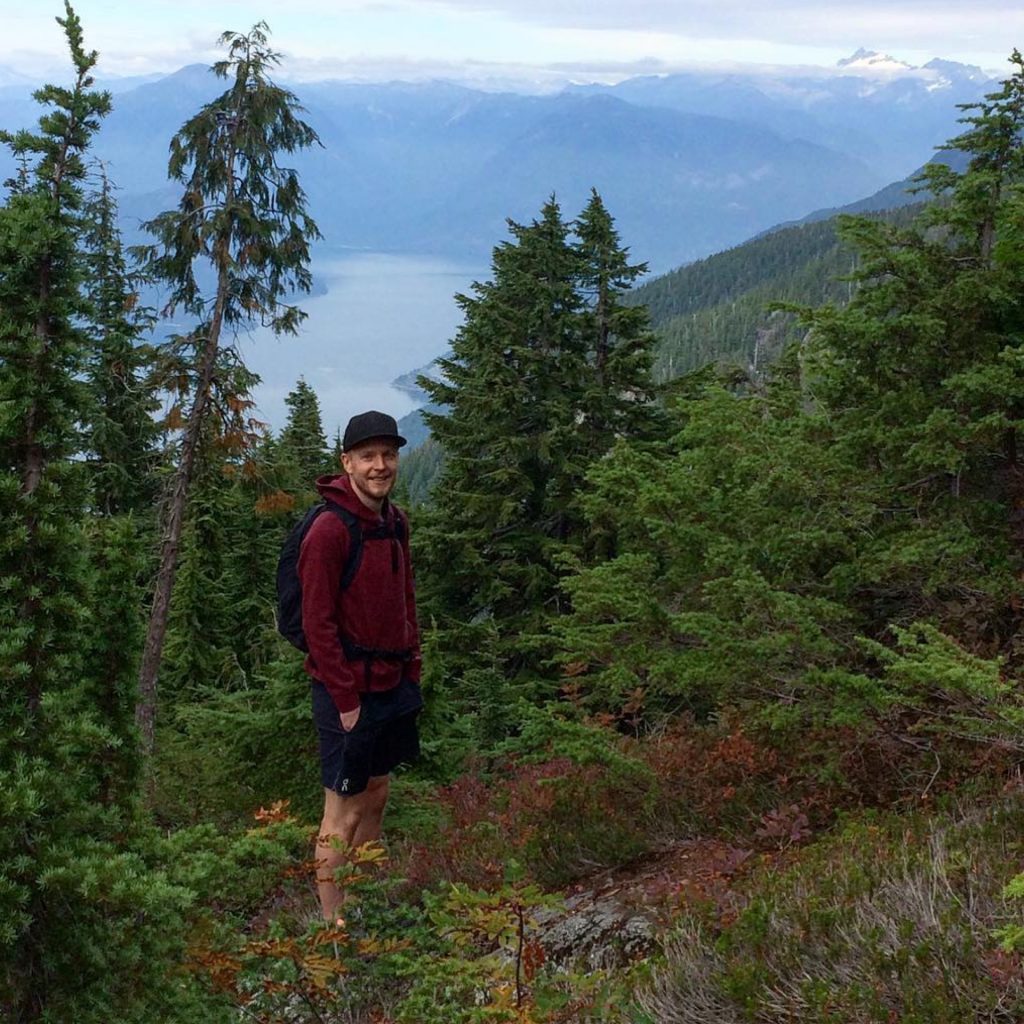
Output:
[922, 58, 989, 84]
[837, 48, 915, 74]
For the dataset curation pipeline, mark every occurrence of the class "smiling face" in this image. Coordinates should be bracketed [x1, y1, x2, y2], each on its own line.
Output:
[341, 438, 400, 511]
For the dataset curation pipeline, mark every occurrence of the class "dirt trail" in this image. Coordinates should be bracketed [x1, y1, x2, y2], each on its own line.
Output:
[537, 838, 769, 969]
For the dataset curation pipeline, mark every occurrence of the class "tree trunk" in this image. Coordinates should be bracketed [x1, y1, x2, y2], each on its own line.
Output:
[594, 275, 609, 386]
[19, 257, 53, 722]
[21, 265, 50, 499]
[1003, 427, 1024, 659]
[21, 95, 75, 501]
[1006, 430, 1024, 529]
[136, 95, 242, 756]
[135, 285, 228, 754]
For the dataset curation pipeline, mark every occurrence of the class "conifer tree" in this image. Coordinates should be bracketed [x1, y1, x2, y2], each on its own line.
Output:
[82, 166, 159, 515]
[574, 189, 661, 458]
[0, 13, 111, 972]
[419, 194, 660, 701]
[161, 403, 284, 698]
[420, 198, 584, 638]
[135, 21, 320, 751]
[0, 10, 196, 1017]
[555, 53, 1024, 733]
[76, 170, 159, 796]
[278, 375, 330, 489]
[0, 8, 109, 496]
[160, 455, 238, 699]
[797, 51, 1024, 650]
[159, 361, 304, 704]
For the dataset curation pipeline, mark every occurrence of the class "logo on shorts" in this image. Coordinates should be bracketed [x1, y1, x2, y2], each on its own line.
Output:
[340, 778, 350, 793]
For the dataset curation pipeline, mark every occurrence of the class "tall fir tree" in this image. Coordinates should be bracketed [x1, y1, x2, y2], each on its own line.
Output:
[420, 198, 585, 640]
[418, 194, 661, 726]
[77, 168, 160, 799]
[573, 189, 661, 459]
[82, 166, 159, 516]
[0, 9, 197, 1019]
[0, 16, 112, 1004]
[134, 21, 321, 751]
[797, 50, 1024, 655]
[278, 375, 330, 491]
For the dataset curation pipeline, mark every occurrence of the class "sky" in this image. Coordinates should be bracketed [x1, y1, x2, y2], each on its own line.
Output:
[1, 1, 1021, 88]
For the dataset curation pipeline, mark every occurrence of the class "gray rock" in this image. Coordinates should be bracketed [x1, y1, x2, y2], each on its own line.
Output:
[533, 893, 659, 971]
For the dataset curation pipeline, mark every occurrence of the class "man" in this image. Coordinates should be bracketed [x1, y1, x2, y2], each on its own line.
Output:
[298, 410, 422, 922]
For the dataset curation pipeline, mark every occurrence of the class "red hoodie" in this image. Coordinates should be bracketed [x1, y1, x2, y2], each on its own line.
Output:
[298, 474, 421, 714]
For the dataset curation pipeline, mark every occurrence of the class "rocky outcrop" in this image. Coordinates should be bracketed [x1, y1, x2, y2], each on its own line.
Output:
[531, 839, 756, 971]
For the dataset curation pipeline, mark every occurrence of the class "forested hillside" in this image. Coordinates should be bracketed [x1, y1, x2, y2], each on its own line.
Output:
[395, 158, 927, 463]
[0, 62, 889, 271]
[634, 202, 922, 378]
[0, 42, 989, 272]
[6, 7, 1024, 1023]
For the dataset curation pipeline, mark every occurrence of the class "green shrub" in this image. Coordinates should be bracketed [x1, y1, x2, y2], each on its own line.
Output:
[399, 706, 659, 890]
[152, 652, 321, 826]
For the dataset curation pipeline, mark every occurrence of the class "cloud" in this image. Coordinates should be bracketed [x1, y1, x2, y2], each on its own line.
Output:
[433, 0, 1014, 34]
[277, 51, 594, 89]
[276, 50, 903, 90]
[2, 0, 1018, 84]
[432, 0, 1024, 56]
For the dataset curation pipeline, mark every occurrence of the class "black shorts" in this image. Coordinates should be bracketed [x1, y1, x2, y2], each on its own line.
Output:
[312, 679, 422, 796]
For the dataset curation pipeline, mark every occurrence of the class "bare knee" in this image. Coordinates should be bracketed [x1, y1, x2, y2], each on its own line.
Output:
[321, 777, 389, 833]
[320, 788, 358, 845]
[363, 775, 390, 815]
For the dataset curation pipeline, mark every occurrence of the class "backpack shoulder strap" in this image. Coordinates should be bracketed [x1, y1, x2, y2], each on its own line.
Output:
[322, 502, 363, 591]
[392, 505, 407, 543]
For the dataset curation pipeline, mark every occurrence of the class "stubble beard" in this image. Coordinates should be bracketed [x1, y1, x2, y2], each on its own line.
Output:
[353, 473, 394, 509]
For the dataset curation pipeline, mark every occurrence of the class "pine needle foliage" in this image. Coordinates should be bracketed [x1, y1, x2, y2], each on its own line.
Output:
[82, 166, 159, 516]
[0, 9, 211, 1019]
[0, 10, 111, 1002]
[553, 53, 1024, 744]
[415, 193, 661, 739]
[277, 375, 331, 490]
[135, 21, 321, 751]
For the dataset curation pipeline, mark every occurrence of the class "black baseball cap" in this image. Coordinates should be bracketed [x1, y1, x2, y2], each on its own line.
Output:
[342, 410, 407, 452]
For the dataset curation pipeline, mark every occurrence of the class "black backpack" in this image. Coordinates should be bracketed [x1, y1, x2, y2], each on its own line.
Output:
[275, 500, 406, 653]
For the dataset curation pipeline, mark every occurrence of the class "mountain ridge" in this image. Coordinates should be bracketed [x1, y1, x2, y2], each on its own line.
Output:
[0, 52, 991, 269]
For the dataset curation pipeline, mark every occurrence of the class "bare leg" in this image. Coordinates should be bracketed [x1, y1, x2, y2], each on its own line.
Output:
[316, 775, 390, 922]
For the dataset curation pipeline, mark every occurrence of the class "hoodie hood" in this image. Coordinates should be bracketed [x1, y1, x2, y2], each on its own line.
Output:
[315, 473, 392, 523]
